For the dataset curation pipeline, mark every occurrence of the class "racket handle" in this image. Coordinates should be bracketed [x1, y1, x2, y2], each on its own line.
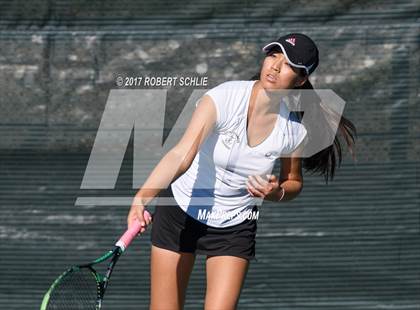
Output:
[115, 210, 152, 252]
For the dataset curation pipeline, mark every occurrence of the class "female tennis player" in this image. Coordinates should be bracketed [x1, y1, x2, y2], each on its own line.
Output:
[127, 33, 356, 309]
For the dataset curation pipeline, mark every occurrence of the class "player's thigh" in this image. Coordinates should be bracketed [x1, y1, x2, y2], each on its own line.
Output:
[204, 255, 249, 310]
[150, 245, 196, 310]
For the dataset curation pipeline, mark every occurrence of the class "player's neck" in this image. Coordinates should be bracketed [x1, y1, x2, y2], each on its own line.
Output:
[251, 80, 282, 116]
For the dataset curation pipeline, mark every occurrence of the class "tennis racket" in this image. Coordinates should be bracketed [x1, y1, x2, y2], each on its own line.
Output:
[40, 210, 153, 310]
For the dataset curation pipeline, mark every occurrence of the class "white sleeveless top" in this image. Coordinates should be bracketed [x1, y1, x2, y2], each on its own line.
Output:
[171, 80, 307, 227]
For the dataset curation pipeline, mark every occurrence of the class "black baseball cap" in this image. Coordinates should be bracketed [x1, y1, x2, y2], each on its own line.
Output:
[262, 33, 319, 75]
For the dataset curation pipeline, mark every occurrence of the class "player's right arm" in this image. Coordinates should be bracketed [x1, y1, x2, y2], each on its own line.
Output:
[170, 94, 217, 178]
[127, 95, 217, 227]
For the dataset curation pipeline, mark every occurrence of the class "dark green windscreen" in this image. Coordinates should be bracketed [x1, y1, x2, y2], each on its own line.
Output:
[0, 1, 418, 309]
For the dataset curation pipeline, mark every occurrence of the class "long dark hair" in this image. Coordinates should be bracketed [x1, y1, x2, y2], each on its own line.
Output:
[250, 50, 357, 184]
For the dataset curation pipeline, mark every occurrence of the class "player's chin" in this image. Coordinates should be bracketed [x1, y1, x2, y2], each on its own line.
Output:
[260, 79, 288, 91]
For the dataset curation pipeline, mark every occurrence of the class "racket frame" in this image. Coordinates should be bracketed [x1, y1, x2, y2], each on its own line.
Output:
[40, 246, 123, 310]
[40, 213, 151, 310]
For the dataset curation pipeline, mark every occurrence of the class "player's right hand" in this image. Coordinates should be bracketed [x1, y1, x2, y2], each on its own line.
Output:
[127, 199, 152, 234]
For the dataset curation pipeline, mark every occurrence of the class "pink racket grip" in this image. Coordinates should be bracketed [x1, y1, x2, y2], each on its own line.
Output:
[115, 210, 152, 252]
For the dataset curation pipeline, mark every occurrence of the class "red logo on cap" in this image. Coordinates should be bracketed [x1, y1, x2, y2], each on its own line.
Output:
[285, 37, 296, 46]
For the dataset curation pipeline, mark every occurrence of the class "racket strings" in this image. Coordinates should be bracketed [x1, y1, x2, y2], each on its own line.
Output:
[47, 268, 100, 309]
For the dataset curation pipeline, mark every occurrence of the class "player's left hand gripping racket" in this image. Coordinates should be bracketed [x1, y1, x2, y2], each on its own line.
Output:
[40, 210, 152, 310]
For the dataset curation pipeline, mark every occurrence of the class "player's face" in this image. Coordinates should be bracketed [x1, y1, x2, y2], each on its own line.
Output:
[259, 51, 307, 90]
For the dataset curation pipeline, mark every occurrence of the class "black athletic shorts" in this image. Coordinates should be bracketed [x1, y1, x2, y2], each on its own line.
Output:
[151, 185, 258, 261]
